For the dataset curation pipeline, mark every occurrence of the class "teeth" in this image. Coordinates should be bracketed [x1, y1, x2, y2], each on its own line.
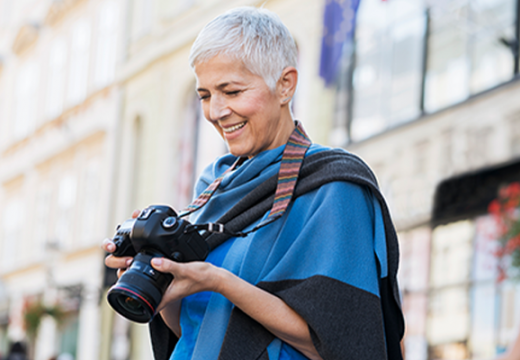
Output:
[222, 121, 246, 133]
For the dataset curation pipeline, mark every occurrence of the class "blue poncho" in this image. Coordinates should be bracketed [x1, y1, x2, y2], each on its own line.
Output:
[150, 144, 404, 360]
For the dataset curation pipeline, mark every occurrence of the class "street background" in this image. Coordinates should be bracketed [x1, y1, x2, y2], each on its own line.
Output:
[0, 0, 520, 359]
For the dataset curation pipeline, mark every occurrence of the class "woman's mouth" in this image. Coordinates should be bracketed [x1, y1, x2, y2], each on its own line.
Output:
[222, 121, 247, 133]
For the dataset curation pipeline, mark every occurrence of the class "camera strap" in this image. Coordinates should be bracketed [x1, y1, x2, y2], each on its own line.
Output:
[178, 157, 244, 218]
[181, 121, 311, 238]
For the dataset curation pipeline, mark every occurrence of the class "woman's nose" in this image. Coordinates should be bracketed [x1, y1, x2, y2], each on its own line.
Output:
[209, 96, 232, 121]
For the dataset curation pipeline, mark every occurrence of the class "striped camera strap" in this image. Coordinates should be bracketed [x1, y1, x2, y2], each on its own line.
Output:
[180, 121, 311, 237]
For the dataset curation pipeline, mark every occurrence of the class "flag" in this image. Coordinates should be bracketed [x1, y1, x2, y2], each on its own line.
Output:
[319, 0, 361, 86]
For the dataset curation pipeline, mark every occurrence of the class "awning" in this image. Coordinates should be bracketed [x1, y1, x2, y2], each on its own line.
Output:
[432, 158, 520, 227]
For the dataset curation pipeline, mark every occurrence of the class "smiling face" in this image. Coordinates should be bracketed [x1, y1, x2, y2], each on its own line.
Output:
[194, 55, 296, 158]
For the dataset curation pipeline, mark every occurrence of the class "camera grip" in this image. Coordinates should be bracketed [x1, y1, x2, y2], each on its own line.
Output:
[112, 235, 137, 257]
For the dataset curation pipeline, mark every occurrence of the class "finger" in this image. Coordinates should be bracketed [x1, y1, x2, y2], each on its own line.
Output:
[117, 268, 126, 278]
[151, 257, 180, 274]
[132, 209, 141, 218]
[105, 254, 133, 269]
[102, 238, 116, 253]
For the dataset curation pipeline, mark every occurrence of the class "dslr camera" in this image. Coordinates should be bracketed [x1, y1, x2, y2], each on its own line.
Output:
[107, 205, 209, 323]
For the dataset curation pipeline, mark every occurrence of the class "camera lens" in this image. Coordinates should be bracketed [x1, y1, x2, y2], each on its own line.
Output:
[107, 285, 155, 323]
[119, 296, 145, 316]
[107, 251, 173, 323]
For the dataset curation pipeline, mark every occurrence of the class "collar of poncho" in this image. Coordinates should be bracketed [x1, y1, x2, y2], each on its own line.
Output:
[179, 121, 311, 234]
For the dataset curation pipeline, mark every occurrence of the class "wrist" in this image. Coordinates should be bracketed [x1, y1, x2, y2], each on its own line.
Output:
[210, 265, 232, 294]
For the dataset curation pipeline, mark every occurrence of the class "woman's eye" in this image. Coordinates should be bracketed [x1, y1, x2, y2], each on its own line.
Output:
[226, 90, 241, 96]
[198, 95, 209, 100]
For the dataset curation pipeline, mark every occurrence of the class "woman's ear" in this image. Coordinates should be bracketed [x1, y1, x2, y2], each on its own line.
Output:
[278, 67, 298, 105]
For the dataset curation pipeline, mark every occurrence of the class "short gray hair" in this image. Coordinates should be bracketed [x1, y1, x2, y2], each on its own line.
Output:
[189, 7, 298, 91]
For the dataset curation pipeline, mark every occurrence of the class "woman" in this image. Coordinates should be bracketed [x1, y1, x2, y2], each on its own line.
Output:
[104, 7, 404, 360]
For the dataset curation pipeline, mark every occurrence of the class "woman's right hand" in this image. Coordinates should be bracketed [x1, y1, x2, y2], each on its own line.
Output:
[102, 209, 141, 277]
[102, 209, 183, 337]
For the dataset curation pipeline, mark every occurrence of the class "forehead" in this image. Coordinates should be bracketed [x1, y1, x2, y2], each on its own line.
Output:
[194, 55, 259, 88]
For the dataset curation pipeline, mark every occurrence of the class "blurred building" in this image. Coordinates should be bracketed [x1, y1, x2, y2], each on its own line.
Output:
[0, 0, 334, 359]
[344, 0, 520, 359]
[3, 0, 518, 359]
[0, 0, 126, 359]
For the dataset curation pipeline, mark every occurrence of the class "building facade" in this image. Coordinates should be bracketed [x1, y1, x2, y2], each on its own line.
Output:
[346, 0, 520, 359]
[0, 0, 336, 359]
[4, 0, 517, 359]
[0, 0, 126, 359]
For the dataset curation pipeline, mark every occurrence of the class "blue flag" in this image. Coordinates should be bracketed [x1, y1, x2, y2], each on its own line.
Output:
[319, 0, 361, 86]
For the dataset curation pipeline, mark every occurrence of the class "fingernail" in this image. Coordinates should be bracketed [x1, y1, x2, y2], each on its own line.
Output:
[152, 258, 163, 266]
[126, 259, 133, 266]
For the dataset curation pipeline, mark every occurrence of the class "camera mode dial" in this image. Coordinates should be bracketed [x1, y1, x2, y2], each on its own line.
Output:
[162, 217, 177, 229]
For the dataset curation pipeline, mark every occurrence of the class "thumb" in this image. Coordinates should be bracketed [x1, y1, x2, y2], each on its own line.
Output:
[151, 257, 178, 273]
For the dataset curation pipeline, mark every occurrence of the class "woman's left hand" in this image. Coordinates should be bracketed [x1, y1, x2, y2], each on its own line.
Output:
[150, 257, 221, 312]
[151, 257, 323, 360]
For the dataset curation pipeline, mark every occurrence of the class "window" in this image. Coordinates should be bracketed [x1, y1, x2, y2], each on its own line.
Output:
[176, 96, 200, 209]
[510, 115, 520, 156]
[132, 0, 153, 38]
[425, 216, 520, 358]
[0, 0, 12, 27]
[14, 61, 39, 139]
[80, 161, 100, 244]
[58, 313, 79, 359]
[398, 227, 430, 360]
[469, 0, 516, 92]
[94, 1, 119, 88]
[193, 103, 226, 182]
[158, 0, 195, 19]
[465, 126, 494, 168]
[470, 283, 496, 358]
[34, 185, 51, 256]
[130, 116, 143, 210]
[349, 0, 519, 142]
[497, 282, 520, 350]
[54, 175, 77, 247]
[175, 91, 226, 208]
[425, 0, 516, 112]
[428, 221, 473, 356]
[351, 0, 426, 141]
[470, 215, 499, 358]
[0, 324, 8, 356]
[1, 200, 23, 270]
[45, 39, 68, 119]
[68, 20, 91, 106]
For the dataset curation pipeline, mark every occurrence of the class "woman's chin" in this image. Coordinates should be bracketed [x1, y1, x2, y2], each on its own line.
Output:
[226, 141, 255, 158]
[228, 147, 253, 158]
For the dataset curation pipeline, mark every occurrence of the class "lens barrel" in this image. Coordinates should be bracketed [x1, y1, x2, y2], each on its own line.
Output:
[107, 251, 173, 323]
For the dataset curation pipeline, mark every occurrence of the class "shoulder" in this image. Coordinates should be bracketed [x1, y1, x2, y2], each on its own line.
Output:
[296, 146, 380, 202]
[305, 146, 375, 178]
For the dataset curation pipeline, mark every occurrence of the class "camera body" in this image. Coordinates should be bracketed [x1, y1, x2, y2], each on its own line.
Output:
[107, 205, 209, 323]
